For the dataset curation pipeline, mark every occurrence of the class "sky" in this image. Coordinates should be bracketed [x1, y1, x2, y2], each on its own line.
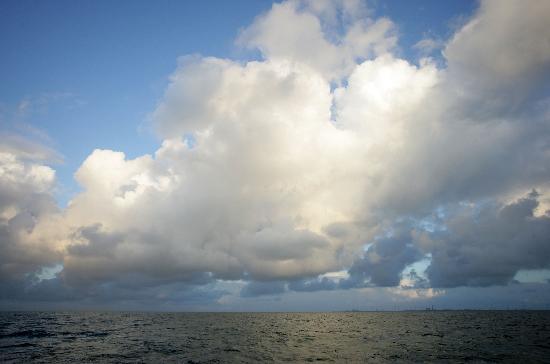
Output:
[1, 0, 550, 311]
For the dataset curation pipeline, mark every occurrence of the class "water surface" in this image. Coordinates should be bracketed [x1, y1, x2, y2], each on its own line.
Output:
[1, 311, 549, 362]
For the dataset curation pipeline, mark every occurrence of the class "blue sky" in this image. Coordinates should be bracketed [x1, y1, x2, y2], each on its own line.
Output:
[1, 0, 550, 311]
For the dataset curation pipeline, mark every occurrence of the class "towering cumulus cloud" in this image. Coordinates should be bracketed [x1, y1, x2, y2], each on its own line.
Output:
[2, 0, 550, 308]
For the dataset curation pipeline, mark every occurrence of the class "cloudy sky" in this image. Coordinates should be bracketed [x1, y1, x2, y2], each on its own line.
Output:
[1, 0, 550, 311]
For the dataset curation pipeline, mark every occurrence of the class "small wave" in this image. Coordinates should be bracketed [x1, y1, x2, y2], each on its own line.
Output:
[0, 329, 53, 339]
[0, 342, 35, 349]
[421, 332, 444, 337]
[223, 347, 240, 352]
[63, 330, 109, 337]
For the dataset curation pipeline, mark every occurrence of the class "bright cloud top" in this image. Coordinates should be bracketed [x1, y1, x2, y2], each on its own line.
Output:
[1, 0, 550, 308]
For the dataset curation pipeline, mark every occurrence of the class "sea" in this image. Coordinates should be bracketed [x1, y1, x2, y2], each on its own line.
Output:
[1, 311, 549, 363]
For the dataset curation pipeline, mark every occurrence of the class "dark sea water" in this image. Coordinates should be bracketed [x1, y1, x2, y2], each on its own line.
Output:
[1, 311, 550, 363]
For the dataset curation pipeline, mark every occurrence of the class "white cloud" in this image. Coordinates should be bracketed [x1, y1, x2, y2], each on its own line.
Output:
[237, 0, 397, 81]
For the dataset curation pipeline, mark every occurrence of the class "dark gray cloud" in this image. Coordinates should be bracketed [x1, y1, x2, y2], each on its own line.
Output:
[0, 275, 225, 311]
[279, 192, 550, 293]
[257, 228, 423, 295]
[240, 280, 286, 297]
[343, 230, 423, 287]
[424, 191, 550, 287]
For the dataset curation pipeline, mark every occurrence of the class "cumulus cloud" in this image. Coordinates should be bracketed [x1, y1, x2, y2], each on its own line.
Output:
[237, 0, 397, 81]
[2, 0, 550, 308]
